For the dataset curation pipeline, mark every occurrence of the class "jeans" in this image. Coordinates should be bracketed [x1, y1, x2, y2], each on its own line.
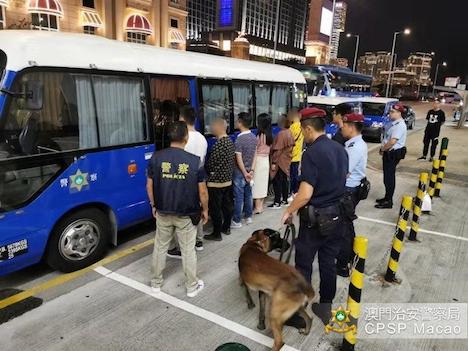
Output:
[151, 213, 198, 292]
[208, 186, 233, 234]
[290, 162, 300, 194]
[273, 168, 289, 204]
[233, 172, 253, 223]
[383, 152, 401, 202]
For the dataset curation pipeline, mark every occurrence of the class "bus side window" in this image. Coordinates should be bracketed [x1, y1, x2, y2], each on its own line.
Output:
[150, 78, 190, 150]
[200, 83, 230, 135]
[271, 85, 289, 125]
[255, 84, 271, 126]
[233, 83, 253, 128]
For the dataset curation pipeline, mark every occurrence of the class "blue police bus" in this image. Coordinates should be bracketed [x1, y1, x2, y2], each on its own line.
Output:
[288, 64, 373, 98]
[0, 31, 306, 275]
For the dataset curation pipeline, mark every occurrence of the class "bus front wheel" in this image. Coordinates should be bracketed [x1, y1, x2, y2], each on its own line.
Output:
[46, 208, 110, 272]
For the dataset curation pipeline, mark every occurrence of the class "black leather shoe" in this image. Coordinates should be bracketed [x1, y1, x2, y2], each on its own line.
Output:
[204, 233, 222, 241]
[375, 201, 393, 209]
[376, 198, 387, 204]
[284, 312, 306, 329]
[312, 303, 332, 326]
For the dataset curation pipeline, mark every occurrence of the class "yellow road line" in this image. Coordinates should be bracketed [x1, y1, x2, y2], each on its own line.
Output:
[0, 238, 154, 310]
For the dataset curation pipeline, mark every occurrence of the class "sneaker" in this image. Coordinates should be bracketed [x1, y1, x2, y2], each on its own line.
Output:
[167, 248, 182, 259]
[268, 203, 282, 210]
[245, 217, 253, 225]
[231, 221, 242, 229]
[281, 200, 289, 207]
[187, 280, 205, 298]
[284, 312, 306, 329]
[375, 200, 393, 209]
[417, 156, 426, 160]
[222, 228, 231, 236]
[195, 240, 204, 251]
[204, 232, 222, 241]
[429, 157, 434, 162]
[287, 195, 295, 203]
[375, 198, 387, 204]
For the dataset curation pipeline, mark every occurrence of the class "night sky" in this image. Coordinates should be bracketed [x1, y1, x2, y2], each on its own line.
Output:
[338, 0, 468, 85]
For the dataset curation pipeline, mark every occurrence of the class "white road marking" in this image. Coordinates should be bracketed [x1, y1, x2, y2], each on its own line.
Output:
[93, 266, 301, 351]
[358, 216, 468, 242]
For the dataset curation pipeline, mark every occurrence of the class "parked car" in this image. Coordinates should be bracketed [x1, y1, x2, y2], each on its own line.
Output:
[359, 97, 399, 142]
[403, 105, 416, 130]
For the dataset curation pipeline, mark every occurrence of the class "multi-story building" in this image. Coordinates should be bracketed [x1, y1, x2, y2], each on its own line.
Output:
[406, 52, 433, 87]
[305, 0, 333, 65]
[357, 51, 392, 85]
[186, 0, 216, 40]
[329, 1, 346, 60]
[205, 0, 308, 63]
[0, 0, 188, 49]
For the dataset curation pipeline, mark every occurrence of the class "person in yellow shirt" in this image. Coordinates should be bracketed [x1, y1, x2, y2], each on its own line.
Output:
[288, 109, 304, 197]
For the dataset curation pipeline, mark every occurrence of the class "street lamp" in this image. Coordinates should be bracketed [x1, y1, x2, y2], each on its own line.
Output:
[347, 33, 360, 72]
[433, 61, 447, 97]
[385, 28, 411, 97]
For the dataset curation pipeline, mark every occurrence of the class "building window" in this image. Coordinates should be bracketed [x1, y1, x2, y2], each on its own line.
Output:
[83, 25, 96, 35]
[82, 0, 95, 8]
[171, 18, 178, 28]
[31, 13, 59, 31]
[127, 32, 147, 44]
[0, 5, 5, 30]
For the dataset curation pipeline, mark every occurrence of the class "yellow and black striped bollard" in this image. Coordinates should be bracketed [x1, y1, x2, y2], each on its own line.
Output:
[427, 159, 440, 199]
[384, 196, 412, 283]
[408, 172, 428, 242]
[434, 139, 449, 197]
[342, 236, 368, 351]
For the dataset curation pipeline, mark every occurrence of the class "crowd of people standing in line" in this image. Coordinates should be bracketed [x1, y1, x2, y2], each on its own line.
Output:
[145, 100, 410, 326]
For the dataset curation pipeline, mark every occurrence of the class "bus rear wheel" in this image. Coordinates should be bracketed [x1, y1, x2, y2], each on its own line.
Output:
[46, 208, 110, 272]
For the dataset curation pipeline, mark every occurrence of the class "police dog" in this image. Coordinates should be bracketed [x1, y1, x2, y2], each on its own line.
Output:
[239, 229, 314, 351]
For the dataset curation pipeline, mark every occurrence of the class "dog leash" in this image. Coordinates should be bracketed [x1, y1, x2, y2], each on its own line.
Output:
[279, 223, 296, 265]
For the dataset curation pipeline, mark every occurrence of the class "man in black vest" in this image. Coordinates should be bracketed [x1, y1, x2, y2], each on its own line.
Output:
[146, 121, 208, 298]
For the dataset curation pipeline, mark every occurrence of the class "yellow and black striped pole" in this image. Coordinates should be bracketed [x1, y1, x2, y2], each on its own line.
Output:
[427, 159, 440, 199]
[342, 236, 368, 351]
[408, 173, 428, 242]
[434, 139, 449, 197]
[385, 196, 412, 283]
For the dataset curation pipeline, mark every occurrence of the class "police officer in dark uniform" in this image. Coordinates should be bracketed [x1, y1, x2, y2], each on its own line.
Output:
[332, 103, 353, 145]
[281, 107, 348, 326]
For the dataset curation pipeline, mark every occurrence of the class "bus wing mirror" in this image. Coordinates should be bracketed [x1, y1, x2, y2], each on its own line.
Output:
[25, 80, 44, 110]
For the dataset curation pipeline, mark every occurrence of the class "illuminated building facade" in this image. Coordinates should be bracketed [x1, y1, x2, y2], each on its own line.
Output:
[0, 0, 188, 49]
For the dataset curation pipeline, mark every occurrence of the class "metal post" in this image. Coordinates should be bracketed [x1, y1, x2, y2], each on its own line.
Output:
[385, 196, 412, 283]
[428, 159, 440, 199]
[342, 236, 368, 351]
[353, 35, 360, 72]
[408, 173, 429, 241]
[433, 63, 440, 97]
[272, 0, 281, 64]
[386, 32, 398, 97]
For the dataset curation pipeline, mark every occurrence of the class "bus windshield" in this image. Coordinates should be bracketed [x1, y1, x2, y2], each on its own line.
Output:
[362, 102, 386, 116]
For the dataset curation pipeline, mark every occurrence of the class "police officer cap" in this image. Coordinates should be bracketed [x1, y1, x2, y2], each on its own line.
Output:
[300, 107, 327, 121]
[391, 103, 406, 113]
[343, 113, 365, 123]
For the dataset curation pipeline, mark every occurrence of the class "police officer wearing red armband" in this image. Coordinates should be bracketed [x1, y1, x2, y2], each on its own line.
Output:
[281, 107, 348, 327]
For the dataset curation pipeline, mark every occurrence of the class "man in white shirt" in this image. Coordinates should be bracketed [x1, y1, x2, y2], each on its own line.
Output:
[166, 106, 208, 258]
